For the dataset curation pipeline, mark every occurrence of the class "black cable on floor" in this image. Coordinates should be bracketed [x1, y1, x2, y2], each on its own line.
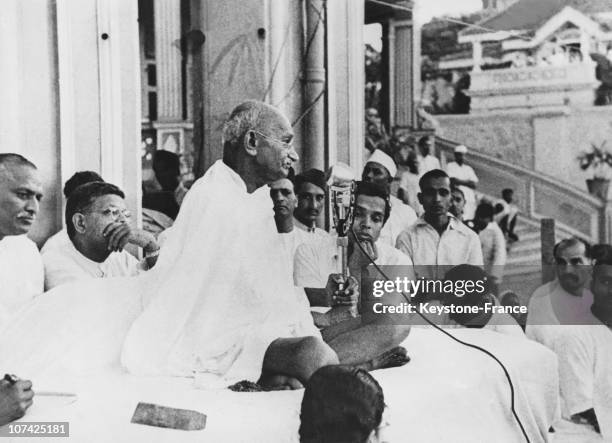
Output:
[350, 228, 531, 443]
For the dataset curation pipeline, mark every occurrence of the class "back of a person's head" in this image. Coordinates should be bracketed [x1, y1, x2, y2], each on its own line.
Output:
[63, 171, 104, 198]
[65, 181, 125, 238]
[299, 365, 384, 443]
[475, 202, 494, 220]
[152, 150, 180, 174]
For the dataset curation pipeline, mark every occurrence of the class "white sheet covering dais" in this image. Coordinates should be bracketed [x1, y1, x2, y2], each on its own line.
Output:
[9, 328, 559, 443]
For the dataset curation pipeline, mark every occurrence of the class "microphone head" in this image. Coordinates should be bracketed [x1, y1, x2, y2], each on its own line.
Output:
[326, 163, 356, 188]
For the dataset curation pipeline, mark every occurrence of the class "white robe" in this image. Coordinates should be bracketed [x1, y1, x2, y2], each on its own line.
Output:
[0, 235, 44, 325]
[0, 160, 318, 386]
[553, 322, 612, 439]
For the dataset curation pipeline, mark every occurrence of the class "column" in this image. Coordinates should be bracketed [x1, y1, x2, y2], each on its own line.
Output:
[303, 0, 326, 171]
[154, 0, 183, 122]
[472, 41, 482, 72]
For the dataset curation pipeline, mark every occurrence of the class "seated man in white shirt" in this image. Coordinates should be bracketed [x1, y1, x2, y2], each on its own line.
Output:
[445, 145, 479, 221]
[41, 170, 104, 254]
[551, 255, 612, 437]
[294, 181, 413, 370]
[526, 237, 594, 347]
[0, 153, 41, 422]
[396, 169, 483, 282]
[42, 182, 161, 289]
[293, 169, 329, 240]
[270, 175, 316, 275]
[363, 149, 416, 247]
[0, 154, 44, 319]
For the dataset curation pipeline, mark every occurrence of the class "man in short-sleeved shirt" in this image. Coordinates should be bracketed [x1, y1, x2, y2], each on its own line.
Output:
[446, 145, 479, 221]
[396, 169, 482, 280]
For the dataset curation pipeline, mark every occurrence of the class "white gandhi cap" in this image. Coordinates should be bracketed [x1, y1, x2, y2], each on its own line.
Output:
[366, 149, 397, 177]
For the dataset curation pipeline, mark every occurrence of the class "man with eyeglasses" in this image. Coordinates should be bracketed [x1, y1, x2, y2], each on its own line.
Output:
[42, 181, 160, 290]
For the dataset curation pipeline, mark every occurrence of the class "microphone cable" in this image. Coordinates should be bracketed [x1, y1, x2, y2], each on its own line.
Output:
[350, 228, 530, 443]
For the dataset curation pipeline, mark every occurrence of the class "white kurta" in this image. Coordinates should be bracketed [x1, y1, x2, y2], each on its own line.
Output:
[0, 235, 44, 324]
[479, 221, 507, 281]
[395, 215, 483, 280]
[418, 154, 441, 176]
[121, 160, 318, 382]
[552, 321, 612, 439]
[445, 161, 479, 220]
[42, 237, 141, 290]
[378, 195, 417, 247]
[294, 235, 413, 288]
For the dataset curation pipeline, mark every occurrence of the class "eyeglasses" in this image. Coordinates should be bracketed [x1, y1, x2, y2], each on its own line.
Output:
[252, 130, 294, 150]
[88, 207, 132, 220]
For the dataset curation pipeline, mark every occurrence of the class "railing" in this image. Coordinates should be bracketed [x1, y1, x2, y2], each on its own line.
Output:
[436, 136, 610, 244]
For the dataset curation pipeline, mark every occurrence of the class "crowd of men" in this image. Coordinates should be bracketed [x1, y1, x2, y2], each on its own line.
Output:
[0, 100, 609, 440]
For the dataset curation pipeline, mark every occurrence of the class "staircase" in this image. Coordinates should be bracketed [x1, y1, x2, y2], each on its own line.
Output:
[501, 217, 571, 302]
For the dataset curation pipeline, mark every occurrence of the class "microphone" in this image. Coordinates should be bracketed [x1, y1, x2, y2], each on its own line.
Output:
[326, 163, 358, 317]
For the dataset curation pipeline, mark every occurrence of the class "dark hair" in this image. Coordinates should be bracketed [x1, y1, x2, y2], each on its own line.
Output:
[354, 181, 391, 223]
[295, 169, 326, 194]
[592, 243, 612, 263]
[0, 153, 37, 170]
[65, 182, 125, 238]
[153, 150, 180, 174]
[299, 365, 385, 443]
[593, 250, 612, 280]
[418, 169, 449, 191]
[418, 136, 431, 149]
[451, 186, 465, 198]
[501, 188, 513, 199]
[475, 202, 494, 219]
[553, 237, 591, 260]
[63, 171, 104, 198]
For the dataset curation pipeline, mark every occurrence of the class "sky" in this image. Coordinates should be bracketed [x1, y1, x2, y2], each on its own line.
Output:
[364, 0, 482, 51]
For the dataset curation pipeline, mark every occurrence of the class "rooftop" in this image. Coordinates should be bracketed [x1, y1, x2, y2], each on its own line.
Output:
[461, 0, 612, 36]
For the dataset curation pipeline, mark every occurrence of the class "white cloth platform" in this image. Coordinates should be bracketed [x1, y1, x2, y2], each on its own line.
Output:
[4, 328, 559, 443]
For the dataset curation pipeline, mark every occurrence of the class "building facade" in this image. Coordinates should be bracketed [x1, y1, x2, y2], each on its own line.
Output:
[0, 0, 420, 245]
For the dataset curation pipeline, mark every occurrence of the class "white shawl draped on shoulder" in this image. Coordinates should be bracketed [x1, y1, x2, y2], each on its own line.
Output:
[0, 160, 317, 385]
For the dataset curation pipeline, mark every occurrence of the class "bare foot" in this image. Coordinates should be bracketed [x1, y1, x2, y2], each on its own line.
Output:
[258, 374, 304, 391]
[369, 346, 410, 370]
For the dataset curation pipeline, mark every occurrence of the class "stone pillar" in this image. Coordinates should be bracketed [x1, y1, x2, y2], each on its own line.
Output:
[303, 0, 326, 171]
[390, 19, 415, 128]
[154, 0, 183, 122]
[472, 41, 482, 72]
[541, 218, 556, 284]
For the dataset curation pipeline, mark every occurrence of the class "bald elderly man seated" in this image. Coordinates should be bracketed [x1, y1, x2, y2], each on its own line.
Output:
[0, 153, 40, 422]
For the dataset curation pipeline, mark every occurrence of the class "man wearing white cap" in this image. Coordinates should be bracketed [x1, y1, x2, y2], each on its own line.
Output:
[362, 150, 417, 247]
[445, 145, 479, 221]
